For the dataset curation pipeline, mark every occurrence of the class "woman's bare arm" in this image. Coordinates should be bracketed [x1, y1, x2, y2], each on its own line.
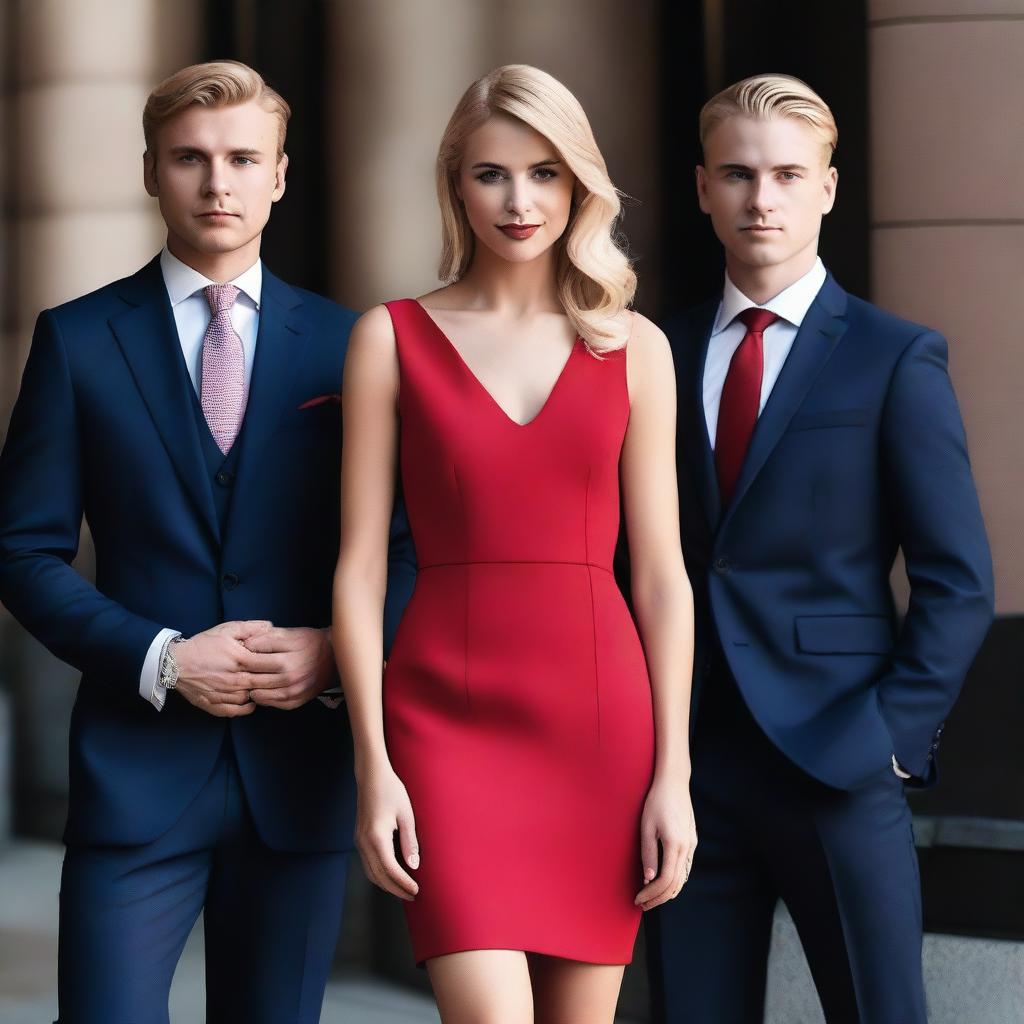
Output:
[333, 304, 419, 900]
[620, 312, 697, 911]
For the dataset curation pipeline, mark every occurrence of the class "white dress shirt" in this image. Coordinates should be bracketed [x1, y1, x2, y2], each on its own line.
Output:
[139, 248, 262, 709]
[159, 246, 261, 395]
[703, 257, 827, 448]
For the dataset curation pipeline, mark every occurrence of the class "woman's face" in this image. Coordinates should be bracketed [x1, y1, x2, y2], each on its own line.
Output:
[455, 114, 577, 266]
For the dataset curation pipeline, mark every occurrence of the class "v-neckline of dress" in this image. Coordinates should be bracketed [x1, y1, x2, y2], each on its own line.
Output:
[412, 299, 581, 429]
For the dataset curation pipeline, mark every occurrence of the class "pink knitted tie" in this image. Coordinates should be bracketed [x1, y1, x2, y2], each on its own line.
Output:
[200, 283, 247, 454]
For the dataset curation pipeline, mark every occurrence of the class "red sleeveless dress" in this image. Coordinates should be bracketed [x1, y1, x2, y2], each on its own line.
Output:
[382, 299, 655, 965]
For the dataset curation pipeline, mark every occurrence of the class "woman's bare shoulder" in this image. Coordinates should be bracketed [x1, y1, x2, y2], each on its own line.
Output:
[621, 311, 675, 403]
[596, 309, 666, 359]
[347, 304, 398, 359]
[625, 311, 672, 369]
[625, 311, 669, 350]
[414, 284, 463, 311]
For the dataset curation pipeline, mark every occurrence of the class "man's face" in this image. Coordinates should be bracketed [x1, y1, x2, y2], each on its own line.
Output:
[696, 115, 836, 277]
[144, 100, 287, 260]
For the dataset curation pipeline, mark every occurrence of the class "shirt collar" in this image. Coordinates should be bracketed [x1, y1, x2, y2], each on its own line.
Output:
[159, 246, 262, 310]
[713, 256, 827, 333]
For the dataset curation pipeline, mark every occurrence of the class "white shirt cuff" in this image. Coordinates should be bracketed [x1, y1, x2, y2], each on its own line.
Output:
[892, 754, 913, 779]
[140, 628, 180, 710]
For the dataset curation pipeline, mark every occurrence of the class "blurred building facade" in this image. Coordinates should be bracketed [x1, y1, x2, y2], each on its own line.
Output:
[1, 0, 1021, 1012]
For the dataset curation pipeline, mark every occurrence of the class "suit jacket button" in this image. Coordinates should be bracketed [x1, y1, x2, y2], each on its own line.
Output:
[215, 470, 234, 487]
[222, 572, 240, 590]
[713, 557, 731, 574]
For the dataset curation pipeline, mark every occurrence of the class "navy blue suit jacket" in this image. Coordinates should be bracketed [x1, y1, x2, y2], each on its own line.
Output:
[667, 274, 993, 790]
[0, 256, 415, 850]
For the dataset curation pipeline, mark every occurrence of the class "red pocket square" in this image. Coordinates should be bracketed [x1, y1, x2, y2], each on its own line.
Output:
[297, 393, 342, 410]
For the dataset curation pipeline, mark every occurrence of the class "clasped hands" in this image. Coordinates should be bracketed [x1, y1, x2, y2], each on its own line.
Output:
[171, 620, 335, 717]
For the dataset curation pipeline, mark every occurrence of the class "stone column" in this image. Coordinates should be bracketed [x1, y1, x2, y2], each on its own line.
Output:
[9, 0, 200, 378]
[0, 6, 8, 843]
[1, 4, 14, 427]
[869, 0, 1024, 614]
[2, 0, 200, 837]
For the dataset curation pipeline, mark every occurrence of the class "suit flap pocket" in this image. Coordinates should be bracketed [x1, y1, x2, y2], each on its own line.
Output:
[787, 408, 868, 432]
[795, 615, 894, 654]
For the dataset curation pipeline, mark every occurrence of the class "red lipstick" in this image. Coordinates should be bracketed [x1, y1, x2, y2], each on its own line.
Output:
[499, 223, 540, 240]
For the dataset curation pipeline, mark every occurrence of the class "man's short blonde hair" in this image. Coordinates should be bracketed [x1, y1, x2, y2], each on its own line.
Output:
[143, 60, 290, 158]
[699, 74, 837, 162]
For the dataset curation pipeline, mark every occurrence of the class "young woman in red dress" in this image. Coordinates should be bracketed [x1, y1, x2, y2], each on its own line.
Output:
[333, 65, 696, 1023]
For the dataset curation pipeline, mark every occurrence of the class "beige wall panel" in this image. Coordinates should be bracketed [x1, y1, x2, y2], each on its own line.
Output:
[1, 12, 9, 335]
[150, 0, 203, 81]
[16, 210, 164, 328]
[0, 333, 22, 440]
[872, 225, 1023, 613]
[870, 20, 1024, 222]
[16, 83, 150, 213]
[870, 1, 1024, 19]
[328, 0, 488, 309]
[15, 0, 200, 86]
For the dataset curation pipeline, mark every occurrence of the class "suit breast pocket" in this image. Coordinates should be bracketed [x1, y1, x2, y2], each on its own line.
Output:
[787, 408, 869, 432]
[276, 401, 343, 441]
[795, 614, 895, 654]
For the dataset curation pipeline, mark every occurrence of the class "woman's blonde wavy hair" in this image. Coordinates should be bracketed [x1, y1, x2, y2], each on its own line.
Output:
[436, 65, 636, 353]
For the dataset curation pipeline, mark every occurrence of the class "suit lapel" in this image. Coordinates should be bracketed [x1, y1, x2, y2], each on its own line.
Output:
[109, 257, 219, 543]
[224, 268, 310, 538]
[720, 274, 849, 530]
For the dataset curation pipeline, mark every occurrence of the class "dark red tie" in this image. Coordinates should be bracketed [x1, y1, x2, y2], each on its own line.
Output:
[715, 307, 779, 506]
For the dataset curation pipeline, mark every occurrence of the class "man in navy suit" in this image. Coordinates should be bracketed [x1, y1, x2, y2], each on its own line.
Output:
[0, 61, 414, 1023]
[648, 75, 993, 1022]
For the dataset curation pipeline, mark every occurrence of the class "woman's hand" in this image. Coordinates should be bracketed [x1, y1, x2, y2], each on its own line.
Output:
[355, 762, 420, 901]
[635, 773, 697, 911]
